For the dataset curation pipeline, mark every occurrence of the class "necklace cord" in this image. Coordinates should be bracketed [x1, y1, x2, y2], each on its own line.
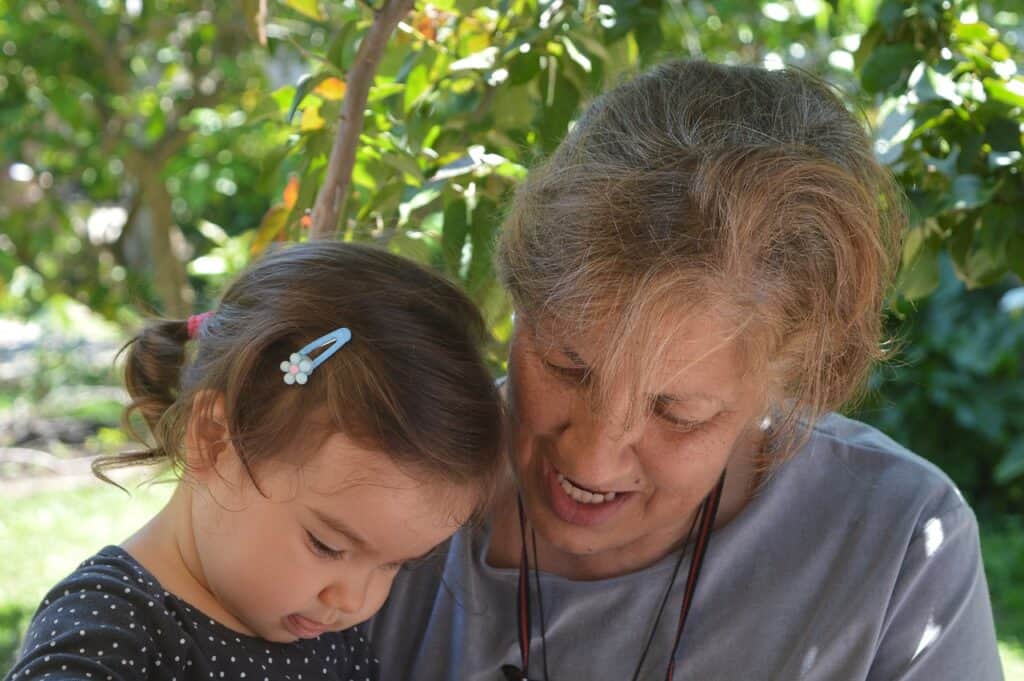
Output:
[531, 529, 552, 681]
[629, 499, 703, 681]
[665, 472, 727, 681]
[515, 498, 532, 676]
[513, 471, 727, 681]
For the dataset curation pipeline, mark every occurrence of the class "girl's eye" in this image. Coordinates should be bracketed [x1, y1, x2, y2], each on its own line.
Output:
[380, 561, 405, 573]
[306, 532, 345, 560]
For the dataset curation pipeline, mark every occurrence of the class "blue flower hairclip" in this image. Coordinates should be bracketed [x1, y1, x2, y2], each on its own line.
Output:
[280, 327, 352, 385]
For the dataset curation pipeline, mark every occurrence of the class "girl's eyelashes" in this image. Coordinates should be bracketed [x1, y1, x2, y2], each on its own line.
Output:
[306, 530, 420, 571]
[306, 531, 346, 560]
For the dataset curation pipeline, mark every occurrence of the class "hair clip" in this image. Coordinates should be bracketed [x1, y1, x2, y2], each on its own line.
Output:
[280, 327, 352, 385]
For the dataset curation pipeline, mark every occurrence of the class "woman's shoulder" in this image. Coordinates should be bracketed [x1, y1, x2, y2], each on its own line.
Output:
[765, 412, 973, 541]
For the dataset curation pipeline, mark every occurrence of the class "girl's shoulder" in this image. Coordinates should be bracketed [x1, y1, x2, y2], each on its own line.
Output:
[8, 546, 380, 681]
[6, 545, 178, 680]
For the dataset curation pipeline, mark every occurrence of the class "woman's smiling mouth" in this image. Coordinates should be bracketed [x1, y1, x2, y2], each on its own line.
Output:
[542, 458, 633, 526]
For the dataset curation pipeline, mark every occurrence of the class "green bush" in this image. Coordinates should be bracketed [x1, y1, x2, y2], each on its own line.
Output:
[854, 257, 1024, 515]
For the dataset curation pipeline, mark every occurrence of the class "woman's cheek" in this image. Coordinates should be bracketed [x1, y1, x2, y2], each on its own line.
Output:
[642, 425, 733, 489]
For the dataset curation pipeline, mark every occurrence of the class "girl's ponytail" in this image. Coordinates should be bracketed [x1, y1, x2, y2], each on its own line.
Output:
[93, 319, 191, 483]
[123, 319, 190, 431]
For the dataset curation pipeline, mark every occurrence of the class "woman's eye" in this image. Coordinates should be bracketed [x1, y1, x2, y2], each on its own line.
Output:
[306, 532, 345, 560]
[652, 400, 706, 432]
[381, 561, 405, 573]
[542, 359, 589, 385]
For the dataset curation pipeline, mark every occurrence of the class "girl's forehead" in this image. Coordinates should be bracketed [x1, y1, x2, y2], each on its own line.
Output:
[299, 434, 478, 520]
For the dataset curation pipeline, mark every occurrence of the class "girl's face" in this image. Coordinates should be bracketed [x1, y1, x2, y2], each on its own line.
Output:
[189, 433, 476, 642]
[506, 312, 767, 579]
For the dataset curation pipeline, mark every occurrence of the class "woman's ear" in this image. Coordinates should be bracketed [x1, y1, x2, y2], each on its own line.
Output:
[184, 390, 231, 478]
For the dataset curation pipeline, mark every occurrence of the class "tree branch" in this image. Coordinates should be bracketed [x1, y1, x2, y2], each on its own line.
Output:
[309, 0, 415, 239]
[60, 1, 132, 94]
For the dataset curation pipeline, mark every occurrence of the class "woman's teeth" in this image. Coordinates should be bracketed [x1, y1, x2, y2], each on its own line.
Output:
[557, 473, 617, 504]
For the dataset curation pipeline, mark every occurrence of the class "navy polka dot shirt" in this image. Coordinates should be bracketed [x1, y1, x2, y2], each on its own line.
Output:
[4, 546, 378, 681]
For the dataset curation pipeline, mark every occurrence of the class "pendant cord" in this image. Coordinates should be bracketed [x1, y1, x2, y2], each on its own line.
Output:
[629, 500, 703, 681]
[531, 529, 552, 681]
[512, 471, 726, 681]
[515, 498, 532, 677]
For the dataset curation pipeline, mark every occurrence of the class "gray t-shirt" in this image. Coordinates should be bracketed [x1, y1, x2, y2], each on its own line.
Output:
[369, 413, 1003, 680]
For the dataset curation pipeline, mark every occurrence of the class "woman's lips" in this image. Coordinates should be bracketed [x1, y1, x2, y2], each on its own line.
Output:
[540, 458, 631, 527]
[284, 614, 333, 639]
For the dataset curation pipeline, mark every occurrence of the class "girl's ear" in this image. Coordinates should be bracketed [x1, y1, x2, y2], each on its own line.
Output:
[184, 390, 231, 478]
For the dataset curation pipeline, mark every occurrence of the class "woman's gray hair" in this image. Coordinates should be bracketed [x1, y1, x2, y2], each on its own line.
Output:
[497, 59, 905, 459]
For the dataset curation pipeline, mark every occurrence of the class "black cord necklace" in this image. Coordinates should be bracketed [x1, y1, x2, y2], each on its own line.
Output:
[502, 472, 726, 681]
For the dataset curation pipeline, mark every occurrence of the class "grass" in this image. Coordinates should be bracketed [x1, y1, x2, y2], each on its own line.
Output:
[0, 480, 1022, 677]
[0, 478, 172, 673]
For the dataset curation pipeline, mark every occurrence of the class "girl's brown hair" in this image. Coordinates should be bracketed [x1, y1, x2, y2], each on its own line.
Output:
[97, 242, 503, 496]
[497, 59, 905, 457]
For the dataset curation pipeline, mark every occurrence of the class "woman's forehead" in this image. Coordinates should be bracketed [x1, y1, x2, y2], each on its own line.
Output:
[526, 308, 754, 406]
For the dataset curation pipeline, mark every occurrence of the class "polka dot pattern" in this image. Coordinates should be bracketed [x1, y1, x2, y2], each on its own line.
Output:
[5, 546, 378, 681]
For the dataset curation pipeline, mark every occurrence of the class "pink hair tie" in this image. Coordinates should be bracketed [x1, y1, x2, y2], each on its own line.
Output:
[187, 311, 214, 340]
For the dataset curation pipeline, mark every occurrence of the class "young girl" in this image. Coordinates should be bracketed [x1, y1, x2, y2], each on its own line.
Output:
[5, 242, 504, 681]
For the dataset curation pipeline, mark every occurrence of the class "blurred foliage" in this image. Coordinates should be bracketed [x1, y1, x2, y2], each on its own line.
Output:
[855, 259, 1024, 514]
[1, 0, 1022, 504]
[0, 0, 282, 318]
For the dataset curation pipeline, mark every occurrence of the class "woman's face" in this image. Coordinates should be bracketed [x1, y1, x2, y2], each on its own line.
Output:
[506, 312, 767, 578]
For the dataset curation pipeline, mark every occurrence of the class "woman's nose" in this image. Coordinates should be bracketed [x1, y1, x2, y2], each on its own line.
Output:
[556, 393, 638, 480]
[319, 572, 371, 615]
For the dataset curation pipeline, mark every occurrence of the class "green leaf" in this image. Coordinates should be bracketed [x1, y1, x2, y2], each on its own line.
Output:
[948, 175, 997, 211]
[908, 64, 962, 106]
[368, 81, 406, 103]
[986, 117, 1022, 153]
[493, 83, 537, 130]
[1008, 237, 1024, 278]
[326, 21, 360, 72]
[876, 0, 906, 36]
[286, 73, 328, 123]
[896, 238, 941, 300]
[994, 439, 1024, 484]
[389, 232, 434, 266]
[404, 63, 431, 114]
[539, 72, 580, 152]
[953, 21, 996, 44]
[852, 0, 881, 26]
[507, 49, 542, 85]
[466, 198, 499, 297]
[382, 151, 424, 185]
[249, 204, 290, 257]
[283, 0, 324, 21]
[990, 42, 1011, 62]
[984, 77, 1024, 108]
[860, 44, 920, 93]
[441, 198, 470, 278]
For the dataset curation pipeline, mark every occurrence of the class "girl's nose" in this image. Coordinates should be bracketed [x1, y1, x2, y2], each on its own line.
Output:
[318, 573, 370, 615]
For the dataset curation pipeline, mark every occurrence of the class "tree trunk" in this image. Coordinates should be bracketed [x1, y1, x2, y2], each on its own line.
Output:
[132, 158, 193, 317]
[309, 0, 416, 239]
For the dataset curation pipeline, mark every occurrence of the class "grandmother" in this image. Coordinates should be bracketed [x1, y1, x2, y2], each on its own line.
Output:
[369, 59, 1002, 680]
